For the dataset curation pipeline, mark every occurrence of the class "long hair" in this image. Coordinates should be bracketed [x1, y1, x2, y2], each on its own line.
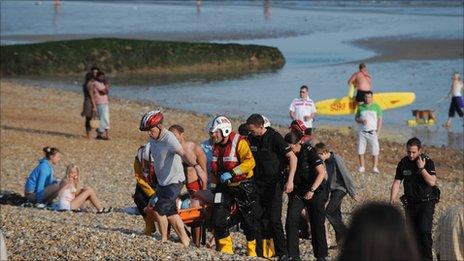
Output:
[43, 146, 59, 160]
[338, 202, 420, 261]
[65, 164, 81, 194]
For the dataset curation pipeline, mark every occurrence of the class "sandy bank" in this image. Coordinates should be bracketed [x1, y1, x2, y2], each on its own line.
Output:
[1, 80, 462, 259]
[352, 37, 464, 63]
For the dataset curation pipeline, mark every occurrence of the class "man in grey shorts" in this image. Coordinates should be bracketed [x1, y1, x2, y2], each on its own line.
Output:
[140, 110, 205, 247]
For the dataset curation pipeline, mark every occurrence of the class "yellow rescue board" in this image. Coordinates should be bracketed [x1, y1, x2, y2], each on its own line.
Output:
[316, 92, 416, 116]
[407, 118, 436, 127]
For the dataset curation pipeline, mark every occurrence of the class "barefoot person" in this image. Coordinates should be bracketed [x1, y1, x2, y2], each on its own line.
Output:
[168, 124, 211, 246]
[24, 147, 64, 204]
[443, 72, 463, 128]
[81, 72, 97, 139]
[93, 71, 110, 140]
[348, 63, 372, 104]
[139, 110, 203, 247]
[57, 164, 111, 213]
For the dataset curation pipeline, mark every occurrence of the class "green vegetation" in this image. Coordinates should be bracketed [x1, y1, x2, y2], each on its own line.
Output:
[0, 38, 285, 76]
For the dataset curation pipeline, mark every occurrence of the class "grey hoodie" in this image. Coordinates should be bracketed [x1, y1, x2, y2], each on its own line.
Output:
[325, 152, 357, 198]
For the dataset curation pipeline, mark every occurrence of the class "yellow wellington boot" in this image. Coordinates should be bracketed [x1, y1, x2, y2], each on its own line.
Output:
[143, 217, 156, 236]
[266, 238, 276, 258]
[247, 239, 257, 257]
[218, 236, 234, 255]
[263, 239, 269, 258]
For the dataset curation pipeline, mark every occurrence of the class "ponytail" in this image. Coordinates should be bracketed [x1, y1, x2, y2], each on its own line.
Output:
[43, 147, 60, 159]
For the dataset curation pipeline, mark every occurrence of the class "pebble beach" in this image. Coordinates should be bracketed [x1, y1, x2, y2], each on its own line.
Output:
[1, 79, 463, 260]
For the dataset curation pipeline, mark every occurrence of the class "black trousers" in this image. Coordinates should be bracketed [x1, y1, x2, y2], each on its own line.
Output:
[85, 116, 92, 132]
[212, 181, 261, 242]
[133, 185, 150, 217]
[286, 189, 328, 259]
[255, 181, 287, 257]
[325, 189, 347, 243]
[405, 201, 435, 261]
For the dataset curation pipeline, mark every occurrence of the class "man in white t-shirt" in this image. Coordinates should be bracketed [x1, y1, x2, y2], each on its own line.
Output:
[289, 85, 317, 134]
[139, 110, 205, 247]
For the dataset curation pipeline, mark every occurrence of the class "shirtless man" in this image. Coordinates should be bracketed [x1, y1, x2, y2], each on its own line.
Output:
[169, 124, 211, 246]
[348, 63, 372, 104]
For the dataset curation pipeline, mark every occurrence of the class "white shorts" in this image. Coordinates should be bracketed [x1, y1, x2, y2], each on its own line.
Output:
[97, 104, 110, 133]
[58, 199, 71, 211]
[357, 131, 380, 156]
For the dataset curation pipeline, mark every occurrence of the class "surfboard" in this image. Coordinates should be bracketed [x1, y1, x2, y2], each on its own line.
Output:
[315, 92, 416, 116]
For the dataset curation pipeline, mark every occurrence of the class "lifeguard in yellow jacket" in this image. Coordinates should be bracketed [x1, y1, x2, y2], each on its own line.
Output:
[208, 115, 261, 257]
[133, 143, 158, 235]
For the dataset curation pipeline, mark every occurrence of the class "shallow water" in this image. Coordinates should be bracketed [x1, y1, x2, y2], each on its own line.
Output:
[2, 1, 463, 149]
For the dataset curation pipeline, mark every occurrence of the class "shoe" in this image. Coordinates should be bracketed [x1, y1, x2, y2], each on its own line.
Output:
[96, 135, 104, 140]
[357, 166, 365, 173]
[372, 167, 380, 174]
[97, 207, 112, 214]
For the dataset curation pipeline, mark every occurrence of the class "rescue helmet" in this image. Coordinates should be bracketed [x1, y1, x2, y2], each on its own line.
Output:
[209, 116, 232, 137]
[289, 119, 307, 135]
[140, 110, 163, 131]
[262, 115, 271, 128]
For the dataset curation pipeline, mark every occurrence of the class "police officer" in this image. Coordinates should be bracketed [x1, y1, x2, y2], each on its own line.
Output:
[284, 131, 328, 261]
[246, 114, 297, 260]
[209, 115, 261, 256]
[390, 137, 439, 261]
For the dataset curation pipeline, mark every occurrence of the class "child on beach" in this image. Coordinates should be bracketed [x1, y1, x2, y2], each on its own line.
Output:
[57, 164, 111, 213]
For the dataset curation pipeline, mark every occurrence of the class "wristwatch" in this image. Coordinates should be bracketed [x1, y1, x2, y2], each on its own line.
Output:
[309, 187, 316, 192]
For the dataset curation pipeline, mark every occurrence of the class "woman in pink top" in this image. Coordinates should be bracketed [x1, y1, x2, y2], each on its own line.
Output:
[93, 71, 110, 140]
[57, 164, 111, 213]
[348, 63, 372, 103]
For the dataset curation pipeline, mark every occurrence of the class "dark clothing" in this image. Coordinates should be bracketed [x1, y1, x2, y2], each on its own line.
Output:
[286, 188, 328, 259]
[405, 201, 435, 261]
[82, 82, 93, 118]
[154, 182, 183, 216]
[395, 155, 436, 201]
[248, 127, 289, 186]
[85, 116, 92, 132]
[325, 189, 347, 243]
[355, 90, 369, 103]
[212, 180, 261, 242]
[287, 143, 327, 259]
[294, 144, 324, 189]
[395, 154, 437, 261]
[133, 184, 150, 217]
[248, 127, 289, 257]
[448, 96, 464, 117]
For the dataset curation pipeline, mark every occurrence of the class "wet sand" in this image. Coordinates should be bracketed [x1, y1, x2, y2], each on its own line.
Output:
[352, 37, 464, 63]
[1, 79, 463, 259]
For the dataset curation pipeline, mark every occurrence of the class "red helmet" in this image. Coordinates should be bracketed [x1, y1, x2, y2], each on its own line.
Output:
[289, 120, 307, 135]
[140, 110, 164, 131]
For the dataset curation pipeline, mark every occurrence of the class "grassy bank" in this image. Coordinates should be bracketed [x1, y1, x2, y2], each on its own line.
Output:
[0, 38, 285, 76]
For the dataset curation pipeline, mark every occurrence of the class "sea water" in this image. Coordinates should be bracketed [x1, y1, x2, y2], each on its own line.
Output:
[1, 1, 463, 148]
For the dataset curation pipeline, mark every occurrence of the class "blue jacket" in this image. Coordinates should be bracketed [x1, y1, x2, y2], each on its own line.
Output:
[24, 158, 56, 203]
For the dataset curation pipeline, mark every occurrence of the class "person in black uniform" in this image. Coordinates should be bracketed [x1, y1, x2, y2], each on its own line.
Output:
[284, 131, 328, 261]
[246, 114, 297, 260]
[390, 137, 439, 261]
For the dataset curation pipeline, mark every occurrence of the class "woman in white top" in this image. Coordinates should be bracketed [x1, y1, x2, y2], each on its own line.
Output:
[58, 164, 111, 213]
[443, 72, 464, 128]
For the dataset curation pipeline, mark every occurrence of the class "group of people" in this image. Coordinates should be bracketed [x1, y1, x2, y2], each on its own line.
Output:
[24, 147, 111, 213]
[132, 102, 452, 261]
[81, 67, 111, 140]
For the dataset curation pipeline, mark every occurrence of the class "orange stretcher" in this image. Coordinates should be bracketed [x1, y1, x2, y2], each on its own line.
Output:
[179, 206, 206, 225]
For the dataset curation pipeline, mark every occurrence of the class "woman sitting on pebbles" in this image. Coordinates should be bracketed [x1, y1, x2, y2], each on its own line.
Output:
[57, 164, 111, 213]
[24, 147, 64, 204]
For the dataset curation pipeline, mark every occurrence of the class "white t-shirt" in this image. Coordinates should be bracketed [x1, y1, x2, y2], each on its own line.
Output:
[150, 129, 185, 186]
[289, 97, 317, 128]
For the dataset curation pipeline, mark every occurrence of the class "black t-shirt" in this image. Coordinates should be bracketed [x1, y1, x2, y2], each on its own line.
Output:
[395, 154, 436, 200]
[248, 127, 290, 185]
[294, 144, 324, 191]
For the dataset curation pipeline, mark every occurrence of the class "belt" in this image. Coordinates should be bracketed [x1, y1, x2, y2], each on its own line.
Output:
[362, 130, 376, 134]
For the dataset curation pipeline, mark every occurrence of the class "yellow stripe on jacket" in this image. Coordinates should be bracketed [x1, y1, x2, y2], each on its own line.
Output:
[133, 158, 156, 197]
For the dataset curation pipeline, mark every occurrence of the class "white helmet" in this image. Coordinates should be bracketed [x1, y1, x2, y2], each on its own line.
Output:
[209, 116, 232, 137]
[262, 115, 271, 128]
[137, 142, 152, 162]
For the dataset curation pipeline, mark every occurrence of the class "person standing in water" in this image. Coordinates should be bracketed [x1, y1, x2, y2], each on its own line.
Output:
[443, 72, 463, 128]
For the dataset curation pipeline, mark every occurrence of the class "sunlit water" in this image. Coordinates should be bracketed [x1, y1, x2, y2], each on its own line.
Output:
[1, 1, 463, 149]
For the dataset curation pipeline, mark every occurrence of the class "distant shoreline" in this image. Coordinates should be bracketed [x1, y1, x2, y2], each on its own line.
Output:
[351, 37, 464, 63]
